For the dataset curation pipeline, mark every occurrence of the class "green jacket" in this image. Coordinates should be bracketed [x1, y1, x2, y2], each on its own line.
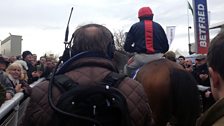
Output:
[196, 98, 224, 126]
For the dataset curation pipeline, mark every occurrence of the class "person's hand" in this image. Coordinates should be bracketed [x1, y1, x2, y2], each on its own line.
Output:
[199, 74, 208, 81]
[185, 67, 193, 72]
[5, 92, 12, 100]
[205, 90, 212, 98]
[15, 84, 23, 93]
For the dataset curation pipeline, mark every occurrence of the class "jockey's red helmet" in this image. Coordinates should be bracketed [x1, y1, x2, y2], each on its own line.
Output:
[138, 7, 153, 18]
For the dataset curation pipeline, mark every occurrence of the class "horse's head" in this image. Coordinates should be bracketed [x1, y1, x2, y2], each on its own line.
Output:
[135, 59, 201, 126]
[112, 50, 133, 73]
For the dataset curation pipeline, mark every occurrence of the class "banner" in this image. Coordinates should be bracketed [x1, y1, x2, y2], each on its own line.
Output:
[192, 0, 209, 54]
[166, 26, 176, 46]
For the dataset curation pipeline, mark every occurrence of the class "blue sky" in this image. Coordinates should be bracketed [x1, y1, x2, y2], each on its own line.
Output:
[0, 0, 223, 57]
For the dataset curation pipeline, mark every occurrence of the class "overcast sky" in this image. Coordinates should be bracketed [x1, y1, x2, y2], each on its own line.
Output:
[0, 0, 223, 57]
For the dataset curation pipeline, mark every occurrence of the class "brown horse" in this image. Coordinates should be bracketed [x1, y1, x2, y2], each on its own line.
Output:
[135, 59, 201, 126]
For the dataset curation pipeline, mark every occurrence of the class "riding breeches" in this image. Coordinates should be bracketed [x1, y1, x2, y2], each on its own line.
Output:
[124, 53, 163, 77]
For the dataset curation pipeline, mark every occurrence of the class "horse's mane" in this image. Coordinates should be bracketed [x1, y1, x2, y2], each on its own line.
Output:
[112, 50, 132, 73]
[169, 68, 201, 126]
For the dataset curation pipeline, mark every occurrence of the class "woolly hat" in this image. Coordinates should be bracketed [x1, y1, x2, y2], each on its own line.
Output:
[22, 51, 32, 59]
[138, 7, 153, 18]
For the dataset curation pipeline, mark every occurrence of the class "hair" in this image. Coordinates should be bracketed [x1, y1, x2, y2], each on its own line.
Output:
[207, 32, 224, 80]
[9, 56, 17, 63]
[135, 59, 201, 126]
[72, 24, 115, 58]
[22, 50, 32, 59]
[6, 62, 22, 72]
[178, 55, 185, 60]
[0, 56, 9, 66]
[6, 62, 22, 79]
[6, 62, 27, 81]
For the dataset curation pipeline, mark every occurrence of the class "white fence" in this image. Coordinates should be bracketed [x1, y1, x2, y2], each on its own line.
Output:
[0, 78, 45, 126]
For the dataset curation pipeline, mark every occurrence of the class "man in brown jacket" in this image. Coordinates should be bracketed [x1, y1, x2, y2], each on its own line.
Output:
[21, 24, 152, 126]
[196, 32, 224, 125]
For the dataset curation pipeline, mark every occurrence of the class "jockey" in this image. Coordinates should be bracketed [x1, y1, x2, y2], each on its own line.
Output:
[124, 6, 169, 77]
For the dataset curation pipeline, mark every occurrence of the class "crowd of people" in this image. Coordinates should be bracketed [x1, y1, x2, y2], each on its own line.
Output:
[163, 51, 216, 112]
[0, 6, 224, 126]
[0, 50, 56, 105]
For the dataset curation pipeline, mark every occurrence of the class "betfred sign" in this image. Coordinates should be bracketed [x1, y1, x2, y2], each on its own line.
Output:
[193, 0, 209, 54]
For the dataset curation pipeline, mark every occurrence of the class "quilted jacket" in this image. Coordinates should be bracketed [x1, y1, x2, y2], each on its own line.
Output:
[20, 56, 152, 126]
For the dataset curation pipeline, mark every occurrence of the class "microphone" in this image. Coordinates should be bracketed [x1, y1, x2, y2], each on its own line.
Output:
[62, 7, 74, 63]
[64, 7, 73, 44]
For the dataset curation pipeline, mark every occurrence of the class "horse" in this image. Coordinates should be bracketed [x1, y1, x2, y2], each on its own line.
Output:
[112, 50, 132, 73]
[135, 59, 201, 126]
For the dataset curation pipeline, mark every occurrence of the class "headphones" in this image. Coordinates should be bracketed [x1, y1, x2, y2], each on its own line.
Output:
[107, 32, 116, 59]
[61, 26, 116, 63]
[49, 9, 110, 125]
[49, 24, 116, 125]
